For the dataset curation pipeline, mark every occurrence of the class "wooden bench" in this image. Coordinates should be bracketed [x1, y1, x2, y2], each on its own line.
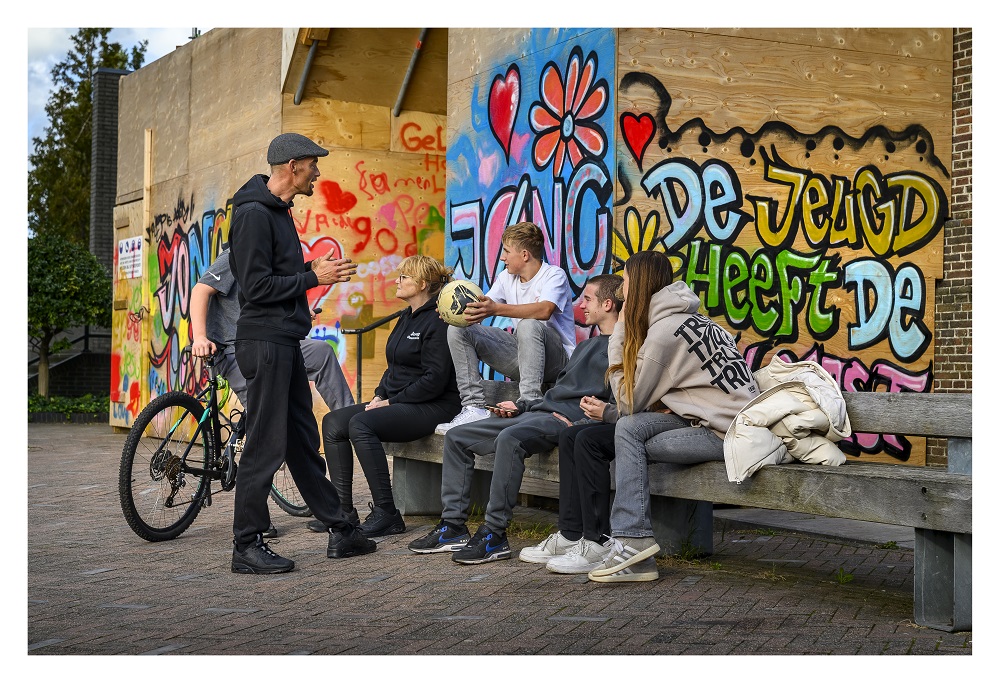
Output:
[386, 381, 972, 633]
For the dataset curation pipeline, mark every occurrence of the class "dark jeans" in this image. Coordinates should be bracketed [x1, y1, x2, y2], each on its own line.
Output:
[232, 340, 351, 548]
[322, 400, 460, 512]
[558, 422, 616, 542]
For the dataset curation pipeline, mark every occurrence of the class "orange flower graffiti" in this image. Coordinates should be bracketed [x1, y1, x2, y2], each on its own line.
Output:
[528, 47, 609, 179]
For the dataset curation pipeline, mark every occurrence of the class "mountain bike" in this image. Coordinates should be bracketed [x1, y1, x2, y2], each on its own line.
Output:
[118, 355, 311, 542]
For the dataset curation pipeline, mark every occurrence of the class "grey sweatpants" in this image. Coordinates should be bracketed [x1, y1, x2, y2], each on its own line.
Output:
[440, 411, 566, 532]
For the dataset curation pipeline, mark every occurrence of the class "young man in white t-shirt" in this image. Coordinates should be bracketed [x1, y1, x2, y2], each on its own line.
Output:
[435, 221, 576, 434]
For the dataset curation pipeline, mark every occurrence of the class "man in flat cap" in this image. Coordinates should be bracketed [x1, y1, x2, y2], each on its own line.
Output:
[227, 132, 377, 573]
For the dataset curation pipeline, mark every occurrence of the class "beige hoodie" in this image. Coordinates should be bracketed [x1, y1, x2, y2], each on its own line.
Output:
[608, 281, 760, 437]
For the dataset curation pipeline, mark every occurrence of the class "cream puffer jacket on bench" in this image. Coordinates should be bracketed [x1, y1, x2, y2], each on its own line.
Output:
[723, 357, 852, 484]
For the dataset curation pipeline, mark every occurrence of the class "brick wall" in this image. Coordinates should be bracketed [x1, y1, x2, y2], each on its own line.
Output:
[926, 28, 973, 466]
[28, 352, 111, 398]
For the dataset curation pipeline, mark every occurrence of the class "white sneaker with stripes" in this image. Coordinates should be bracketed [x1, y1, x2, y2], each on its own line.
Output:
[587, 536, 660, 582]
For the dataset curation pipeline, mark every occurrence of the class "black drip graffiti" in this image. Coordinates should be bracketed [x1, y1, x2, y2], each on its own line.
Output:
[616, 72, 949, 204]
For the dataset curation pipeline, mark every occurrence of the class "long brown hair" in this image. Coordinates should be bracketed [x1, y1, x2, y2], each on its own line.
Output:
[605, 250, 674, 411]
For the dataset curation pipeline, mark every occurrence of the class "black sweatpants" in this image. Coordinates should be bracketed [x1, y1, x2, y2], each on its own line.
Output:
[232, 339, 351, 548]
[557, 422, 616, 542]
[322, 399, 460, 513]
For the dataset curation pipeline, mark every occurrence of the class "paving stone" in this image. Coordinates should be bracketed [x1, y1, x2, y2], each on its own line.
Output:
[27, 423, 972, 657]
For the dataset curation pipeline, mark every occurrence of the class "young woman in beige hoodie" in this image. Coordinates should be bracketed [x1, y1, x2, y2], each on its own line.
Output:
[588, 251, 760, 583]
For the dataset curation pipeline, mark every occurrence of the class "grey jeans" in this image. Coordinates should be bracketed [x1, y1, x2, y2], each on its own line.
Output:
[215, 338, 355, 412]
[441, 411, 566, 532]
[447, 319, 567, 407]
[610, 411, 724, 538]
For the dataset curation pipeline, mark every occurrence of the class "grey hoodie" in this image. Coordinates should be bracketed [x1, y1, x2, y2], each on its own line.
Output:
[608, 281, 759, 437]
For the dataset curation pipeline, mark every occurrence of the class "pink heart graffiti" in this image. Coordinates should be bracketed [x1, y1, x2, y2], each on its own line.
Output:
[301, 236, 345, 311]
[488, 64, 521, 162]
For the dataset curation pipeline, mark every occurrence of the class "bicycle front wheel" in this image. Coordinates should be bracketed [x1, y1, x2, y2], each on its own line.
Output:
[119, 392, 214, 541]
[270, 462, 312, 517]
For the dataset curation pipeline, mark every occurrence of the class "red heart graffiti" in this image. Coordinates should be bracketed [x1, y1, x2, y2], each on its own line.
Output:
[319, 180, 358, 214]
[156, 232, 181, 278]
[301, 236, 345, 310]
[621, 112, 656, 169]
[489, 65, 521, 162]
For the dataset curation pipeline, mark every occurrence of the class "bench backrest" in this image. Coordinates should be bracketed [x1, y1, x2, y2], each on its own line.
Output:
[485, 379, 972, 439]
[844, 392, 971, 438]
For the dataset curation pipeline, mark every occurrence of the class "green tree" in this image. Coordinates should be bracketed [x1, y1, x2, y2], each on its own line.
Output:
[28, 28, 147, 244]
[28, 232, 113, 397]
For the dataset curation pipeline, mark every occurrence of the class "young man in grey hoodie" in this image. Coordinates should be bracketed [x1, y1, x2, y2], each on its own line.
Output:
[407, 274, 623, 564]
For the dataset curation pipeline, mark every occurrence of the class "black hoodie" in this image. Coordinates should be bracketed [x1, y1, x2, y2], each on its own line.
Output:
[375, 297, 461, 407]
[229, 174, 319, 345]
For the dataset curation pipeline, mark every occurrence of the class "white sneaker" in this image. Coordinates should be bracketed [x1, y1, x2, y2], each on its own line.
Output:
[434, 406, 490, 435]
[546, 538, 610, 574]
[518, 531, 577, 564]
[587, 536, 660, 582]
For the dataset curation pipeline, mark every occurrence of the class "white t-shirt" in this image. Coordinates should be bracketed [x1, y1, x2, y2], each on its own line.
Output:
[485, 262, 576, 357]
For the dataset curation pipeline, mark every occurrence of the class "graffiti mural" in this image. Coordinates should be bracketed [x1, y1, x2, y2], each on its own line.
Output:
[446, 30, 617, 346]
[111, 143, 445, 426]
[615, 67, 949, 464]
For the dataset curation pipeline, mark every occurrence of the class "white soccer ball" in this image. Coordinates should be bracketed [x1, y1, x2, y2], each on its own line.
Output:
[437, 279, 484, 327]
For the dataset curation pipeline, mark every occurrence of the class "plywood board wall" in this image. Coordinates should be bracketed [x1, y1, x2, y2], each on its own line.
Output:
[443, 27, 952, 466]
[284, 28, 448, 115]
[614, 28, 952, 464]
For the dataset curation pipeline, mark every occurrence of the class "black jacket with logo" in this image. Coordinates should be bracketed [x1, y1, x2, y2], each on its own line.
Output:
[375, 298, 460, 407]
[229, 174, 318, 345]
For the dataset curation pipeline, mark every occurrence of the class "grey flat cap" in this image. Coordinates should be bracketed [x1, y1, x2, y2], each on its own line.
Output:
[267, 133, 329, 164]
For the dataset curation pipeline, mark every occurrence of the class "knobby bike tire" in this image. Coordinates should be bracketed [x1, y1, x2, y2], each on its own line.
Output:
[269, 462, 312, 517]
[118, 391, 215, 541]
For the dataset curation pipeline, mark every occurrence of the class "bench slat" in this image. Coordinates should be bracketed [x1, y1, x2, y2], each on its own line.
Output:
[832, 392, 969, 438]
[646, 460, 971, 534]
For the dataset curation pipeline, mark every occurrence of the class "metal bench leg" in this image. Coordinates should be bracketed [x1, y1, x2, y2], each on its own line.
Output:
[914, 528, 972, 632]
[649, 495, 714, 557]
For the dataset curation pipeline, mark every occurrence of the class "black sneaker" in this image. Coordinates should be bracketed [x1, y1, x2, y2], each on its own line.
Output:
[307, 508, 360, 532]
[327, 526, 377, 559]
[261, 523, 278, 539]
[231, 535, 294, 574]
[359, 502, 406, 536]
[452, 525, 511, 564]
[407, 520, 471, 554]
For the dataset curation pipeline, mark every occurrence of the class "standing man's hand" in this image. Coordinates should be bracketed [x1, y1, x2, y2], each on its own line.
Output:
[312, 250, 357, 285]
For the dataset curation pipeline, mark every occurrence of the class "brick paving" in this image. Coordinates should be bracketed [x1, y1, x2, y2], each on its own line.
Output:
[27, 423, 972, 657]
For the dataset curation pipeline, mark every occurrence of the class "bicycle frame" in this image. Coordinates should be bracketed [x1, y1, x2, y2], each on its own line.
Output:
[159, 357, 241, 508]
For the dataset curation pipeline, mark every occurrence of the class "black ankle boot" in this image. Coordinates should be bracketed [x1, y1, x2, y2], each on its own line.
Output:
[359, 502, 406, 536]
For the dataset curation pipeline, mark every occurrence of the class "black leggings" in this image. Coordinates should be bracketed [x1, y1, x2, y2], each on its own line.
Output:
[557, 422, 616, 542]
[322, 400, 459, 513]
